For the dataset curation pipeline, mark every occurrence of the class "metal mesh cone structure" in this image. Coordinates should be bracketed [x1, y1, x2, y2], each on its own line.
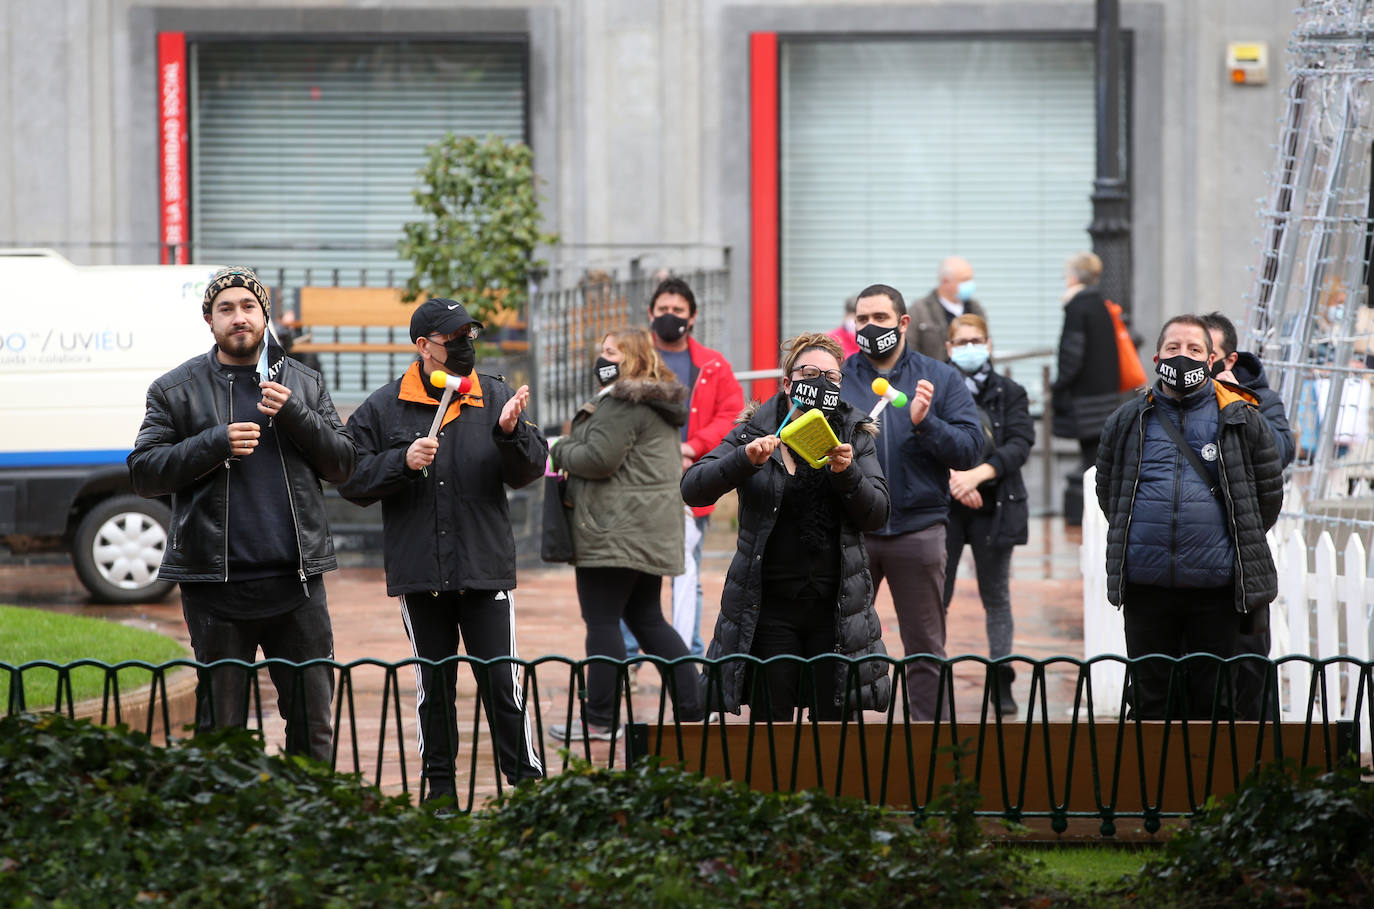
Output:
[1249, 0, 1374, 533]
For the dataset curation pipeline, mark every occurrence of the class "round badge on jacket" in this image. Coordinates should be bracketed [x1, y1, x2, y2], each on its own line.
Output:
[1200, 442, 1219, 461]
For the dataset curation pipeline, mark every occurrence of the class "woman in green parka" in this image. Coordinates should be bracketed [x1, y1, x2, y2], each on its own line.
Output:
[548, 327, 704, 741]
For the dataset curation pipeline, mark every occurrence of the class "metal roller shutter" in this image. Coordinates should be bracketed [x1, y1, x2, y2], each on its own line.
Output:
[779, 38, 1096, 363]
[191, 40, 527, 286]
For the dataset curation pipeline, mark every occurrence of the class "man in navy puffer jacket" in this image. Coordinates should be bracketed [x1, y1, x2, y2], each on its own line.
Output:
[1096, 316, 1283, 720]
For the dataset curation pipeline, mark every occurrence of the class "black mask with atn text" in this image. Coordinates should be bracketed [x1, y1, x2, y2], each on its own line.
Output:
[856, 323, 900, 359]
[1157, 354, 1209, 395]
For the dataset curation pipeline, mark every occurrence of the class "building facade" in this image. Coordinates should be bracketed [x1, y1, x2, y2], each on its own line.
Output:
[0, 0, 1297, 374]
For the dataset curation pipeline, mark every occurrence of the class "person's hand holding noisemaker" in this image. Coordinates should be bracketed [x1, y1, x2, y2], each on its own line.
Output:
[420, 370, 473, 476]
[745, 434, 780, 466]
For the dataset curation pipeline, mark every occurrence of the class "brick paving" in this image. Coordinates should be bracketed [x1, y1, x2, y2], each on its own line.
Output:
[0, 514, 1088, 805]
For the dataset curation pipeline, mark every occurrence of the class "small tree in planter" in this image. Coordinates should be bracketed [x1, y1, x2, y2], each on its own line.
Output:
[399, 133, 557, 339]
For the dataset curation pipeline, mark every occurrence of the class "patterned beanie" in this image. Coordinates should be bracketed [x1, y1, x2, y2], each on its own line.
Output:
[203, 266, 270, 320]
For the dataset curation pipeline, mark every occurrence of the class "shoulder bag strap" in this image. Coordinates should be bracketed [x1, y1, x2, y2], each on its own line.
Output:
[1153, 407, 1219, 499]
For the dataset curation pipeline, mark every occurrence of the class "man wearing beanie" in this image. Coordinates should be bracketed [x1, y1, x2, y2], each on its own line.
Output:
[340, 298, 548, 801]
[129, 266, 357, 762]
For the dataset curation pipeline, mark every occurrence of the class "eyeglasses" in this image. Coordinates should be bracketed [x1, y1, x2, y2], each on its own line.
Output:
[792, 365, 843, 384]
[949, 337, 987, 348]
[428, 324, 482, 343]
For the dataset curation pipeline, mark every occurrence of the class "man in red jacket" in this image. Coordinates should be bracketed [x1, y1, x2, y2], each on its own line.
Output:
[624, 276, 744, 658]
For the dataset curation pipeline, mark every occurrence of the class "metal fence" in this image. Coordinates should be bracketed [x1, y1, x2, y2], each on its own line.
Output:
[4, 654, 1367, 834]
[528, 266, 731, 428]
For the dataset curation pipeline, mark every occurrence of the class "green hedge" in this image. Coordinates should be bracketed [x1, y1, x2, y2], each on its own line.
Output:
[2, 713, 1369, 907]
[0, 714, 1042, 908]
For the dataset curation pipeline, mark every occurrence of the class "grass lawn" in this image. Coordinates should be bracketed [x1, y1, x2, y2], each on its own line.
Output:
[1016, 844, 1155, 897]
[0, 604, 189, 710]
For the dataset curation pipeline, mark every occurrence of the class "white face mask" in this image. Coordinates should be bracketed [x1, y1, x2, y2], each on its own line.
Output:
[950, 343, 990, 373]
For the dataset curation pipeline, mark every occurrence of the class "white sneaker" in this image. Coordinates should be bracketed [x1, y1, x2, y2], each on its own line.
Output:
[548, 719, 617, 742]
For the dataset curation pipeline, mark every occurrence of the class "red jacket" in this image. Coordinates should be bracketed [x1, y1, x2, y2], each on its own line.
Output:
[682, 336, 745, 518]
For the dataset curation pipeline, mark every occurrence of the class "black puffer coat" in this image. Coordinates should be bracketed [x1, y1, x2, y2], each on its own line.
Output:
[1052, 287, 1128, 440]
[681, 395, 892, 714]
[1095, 382, 1284, 614]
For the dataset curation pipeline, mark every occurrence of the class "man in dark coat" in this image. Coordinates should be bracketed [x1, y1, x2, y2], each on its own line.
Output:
[339, 298, 547, 801]
[1200, 310, 1295, 719]
[839, 284, 984, 720]
[129, 266, 356, 763]
[1096, 315, 1284, 720]
[907, 256, 988, 361]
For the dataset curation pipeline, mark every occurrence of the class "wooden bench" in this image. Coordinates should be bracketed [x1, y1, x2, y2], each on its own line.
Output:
[631, 719, 1358, 838]
[290, 286, 528, 355]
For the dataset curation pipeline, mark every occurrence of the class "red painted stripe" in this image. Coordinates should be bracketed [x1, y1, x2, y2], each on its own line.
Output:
[157, 32, 189, 265]
[749, 32, 779, 402]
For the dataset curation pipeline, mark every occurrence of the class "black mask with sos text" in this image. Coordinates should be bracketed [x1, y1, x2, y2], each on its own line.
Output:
[594, 356, 620, 387]
[443, 337, 476, 377]
[856, 323, 900, 359]
[651, 313, 689, 343]
[1157, 355, 1210, 395]
[791, 376, 841, 414]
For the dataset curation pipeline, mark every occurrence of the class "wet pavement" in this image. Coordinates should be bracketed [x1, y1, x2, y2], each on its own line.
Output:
[0, 512, 1089, 801]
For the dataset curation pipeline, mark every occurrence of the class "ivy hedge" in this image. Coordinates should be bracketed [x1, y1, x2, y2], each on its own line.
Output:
[1, 713, 1369, 907]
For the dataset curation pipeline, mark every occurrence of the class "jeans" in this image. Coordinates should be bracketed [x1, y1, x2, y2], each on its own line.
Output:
[576, 566, 703, 727]
[866, 525, 948, 721]
[182, 586, 336, 763]
[942, 507, 1015, 660]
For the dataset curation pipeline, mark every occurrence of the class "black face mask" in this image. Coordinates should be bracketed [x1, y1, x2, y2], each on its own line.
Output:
[1157, 355, 1210, 395]
[442, 337, 476, 377]
[594, 356, 619, 387]
[856, 323, 900, 359]
[651, 313, 689, 343]
[790, 376, 841, 414]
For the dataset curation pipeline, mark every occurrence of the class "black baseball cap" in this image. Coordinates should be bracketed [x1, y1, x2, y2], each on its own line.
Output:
[409, 298, 481, 342]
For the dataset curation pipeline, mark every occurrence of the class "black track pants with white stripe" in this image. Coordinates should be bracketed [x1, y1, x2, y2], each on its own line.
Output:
[399, 589, 542, 795]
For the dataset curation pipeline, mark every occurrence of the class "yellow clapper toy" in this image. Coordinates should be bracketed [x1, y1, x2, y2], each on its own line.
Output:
[779, 408, 841, 468]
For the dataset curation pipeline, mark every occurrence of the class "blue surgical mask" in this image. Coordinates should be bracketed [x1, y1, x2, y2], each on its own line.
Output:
[957, 279, 977, 303]
[950, 344, 990, 373]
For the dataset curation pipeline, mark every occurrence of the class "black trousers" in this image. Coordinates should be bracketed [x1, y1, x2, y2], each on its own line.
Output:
[399, 589, 542, 796]
[1122, 583, 1255, 719]
[574, 566, 703, 726]
[750, 595, 842, 722]
[182, 583, 335, 764]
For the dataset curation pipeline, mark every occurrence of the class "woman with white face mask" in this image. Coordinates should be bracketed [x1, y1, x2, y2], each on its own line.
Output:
[943, 314, 1035, 716]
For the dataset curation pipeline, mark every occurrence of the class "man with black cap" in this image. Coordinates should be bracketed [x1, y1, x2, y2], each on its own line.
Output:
[340, 298, 547, 801]
[129, 266, 356, 763]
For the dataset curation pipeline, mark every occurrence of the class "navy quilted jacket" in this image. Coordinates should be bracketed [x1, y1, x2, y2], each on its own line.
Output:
[1095, 381, 1284, 614]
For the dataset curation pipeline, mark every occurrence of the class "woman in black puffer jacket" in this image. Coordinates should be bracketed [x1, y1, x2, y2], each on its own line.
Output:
[682, 333, 891, 719]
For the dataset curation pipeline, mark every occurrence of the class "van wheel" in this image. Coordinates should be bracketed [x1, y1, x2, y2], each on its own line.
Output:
[72, 495, 177, 604]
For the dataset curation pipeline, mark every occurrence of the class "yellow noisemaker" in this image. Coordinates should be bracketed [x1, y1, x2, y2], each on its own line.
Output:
[779, 408, 841, 468]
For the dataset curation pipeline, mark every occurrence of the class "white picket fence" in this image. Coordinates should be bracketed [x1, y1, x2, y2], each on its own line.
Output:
[1081, 467, 1373, 721]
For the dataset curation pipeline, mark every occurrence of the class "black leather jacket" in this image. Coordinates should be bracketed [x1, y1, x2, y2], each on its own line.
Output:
[128, 347, 356, 582]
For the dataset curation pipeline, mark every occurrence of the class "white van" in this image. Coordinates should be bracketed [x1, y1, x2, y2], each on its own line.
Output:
[0, 249, 221, 602]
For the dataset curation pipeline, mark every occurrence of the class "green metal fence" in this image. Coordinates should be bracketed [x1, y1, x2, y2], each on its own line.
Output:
[2, 654, 1367, 835]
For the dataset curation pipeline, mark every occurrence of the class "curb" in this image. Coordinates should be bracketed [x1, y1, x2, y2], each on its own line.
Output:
[68, 667, 199, 737]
